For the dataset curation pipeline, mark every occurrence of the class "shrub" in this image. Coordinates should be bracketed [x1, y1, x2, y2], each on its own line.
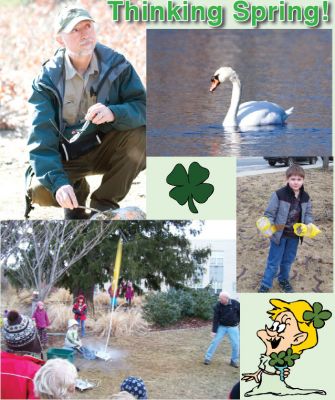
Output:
[167, 289, 195, 317]
[191, 290, 217, 320]
[143, 292, 181, 327]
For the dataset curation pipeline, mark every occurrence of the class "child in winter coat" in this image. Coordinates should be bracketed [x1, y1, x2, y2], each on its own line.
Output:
[125, 282, 135, 306]
[72, 295, 87, 337]
[64, 319, 82, 350]
[32, 301, 50, 347]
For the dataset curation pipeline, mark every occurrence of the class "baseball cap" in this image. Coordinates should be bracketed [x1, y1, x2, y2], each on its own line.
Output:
[57, 7, 95, 34]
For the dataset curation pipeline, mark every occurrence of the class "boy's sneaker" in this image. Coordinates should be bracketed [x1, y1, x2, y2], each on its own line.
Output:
[258, 285, 269, 293]
[279, 280, 294, 293]
[204, 359, 211, 365]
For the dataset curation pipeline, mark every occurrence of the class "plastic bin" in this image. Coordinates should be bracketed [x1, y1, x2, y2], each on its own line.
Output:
[46, 347, 75, 363]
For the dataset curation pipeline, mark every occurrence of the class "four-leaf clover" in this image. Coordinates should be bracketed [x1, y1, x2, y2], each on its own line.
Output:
[269, 348, 300, 368]
[166, 162, 214, 213]
[303, 302, 332, 329]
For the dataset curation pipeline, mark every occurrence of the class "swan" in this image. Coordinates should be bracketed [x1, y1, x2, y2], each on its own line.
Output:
[210, 67, 294, 128]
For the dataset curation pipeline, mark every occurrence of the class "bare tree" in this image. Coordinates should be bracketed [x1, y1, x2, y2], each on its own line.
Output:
[1, 220, 118, 299]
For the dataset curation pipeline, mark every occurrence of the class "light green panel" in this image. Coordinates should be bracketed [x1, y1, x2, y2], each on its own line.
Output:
[147, 157, 236, 219]
[240, 293, 335, 399]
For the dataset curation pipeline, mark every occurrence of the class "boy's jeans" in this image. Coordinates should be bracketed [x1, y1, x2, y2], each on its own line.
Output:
[205, 325, 239, 363]
[79, 320, 85, 337]
[261, 236, 299, 288]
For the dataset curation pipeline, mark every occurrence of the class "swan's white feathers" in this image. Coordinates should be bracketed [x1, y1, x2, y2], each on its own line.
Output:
[212, 67, 294, 127]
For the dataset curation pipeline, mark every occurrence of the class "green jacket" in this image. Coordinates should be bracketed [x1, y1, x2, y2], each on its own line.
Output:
[27, 43, 146, 194]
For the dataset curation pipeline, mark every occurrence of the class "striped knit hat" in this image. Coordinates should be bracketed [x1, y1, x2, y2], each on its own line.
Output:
[4, 310, 42, 353]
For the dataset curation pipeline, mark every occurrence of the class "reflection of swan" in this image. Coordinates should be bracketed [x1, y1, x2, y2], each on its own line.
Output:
[210, 67, 294, 128]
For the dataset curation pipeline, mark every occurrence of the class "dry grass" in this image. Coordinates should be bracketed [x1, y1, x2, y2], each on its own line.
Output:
[47, 303, 74, 330]
[90, 309, 149, 338]
[46, 288, 72, 304]
[237, 168, 333, 292]
[45, 326, 238, 399]
[94, 292, 111, 307]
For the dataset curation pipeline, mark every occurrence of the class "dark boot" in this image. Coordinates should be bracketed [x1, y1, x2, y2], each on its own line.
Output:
[64, 208, 90, 220]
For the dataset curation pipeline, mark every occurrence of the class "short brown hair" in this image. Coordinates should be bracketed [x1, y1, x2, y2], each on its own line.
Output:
[286, 164, 305, 179]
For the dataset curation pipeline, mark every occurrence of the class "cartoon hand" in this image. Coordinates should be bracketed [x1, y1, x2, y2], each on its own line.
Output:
[276, 367, 290, 378]
[242, 370, 262, 383]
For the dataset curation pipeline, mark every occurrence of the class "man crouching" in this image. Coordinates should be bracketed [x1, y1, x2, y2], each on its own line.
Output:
[26, 6, 146, 219]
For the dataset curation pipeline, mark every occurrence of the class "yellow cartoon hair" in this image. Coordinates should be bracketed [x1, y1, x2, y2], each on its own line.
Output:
[268, 299, 318, 355]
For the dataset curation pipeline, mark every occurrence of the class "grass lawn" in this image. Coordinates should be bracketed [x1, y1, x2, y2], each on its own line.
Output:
[53, 326, 239, 399]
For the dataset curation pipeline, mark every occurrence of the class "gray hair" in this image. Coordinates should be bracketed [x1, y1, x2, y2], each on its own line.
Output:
[33, 358, 78, 399]
[219, 291, 230, 299]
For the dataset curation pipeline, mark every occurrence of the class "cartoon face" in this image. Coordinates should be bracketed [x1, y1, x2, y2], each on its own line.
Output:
[257, 311, 307, 355]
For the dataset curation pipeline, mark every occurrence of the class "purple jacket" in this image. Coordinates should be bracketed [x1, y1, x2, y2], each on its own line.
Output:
[32, 308, 50, 328]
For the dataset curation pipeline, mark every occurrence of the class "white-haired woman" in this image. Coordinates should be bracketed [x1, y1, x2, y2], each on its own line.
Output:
[33, 358, 77, 399]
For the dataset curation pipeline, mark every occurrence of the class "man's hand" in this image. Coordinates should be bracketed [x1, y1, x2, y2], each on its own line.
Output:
[85, 103, 115, 124]
[55, 185, 78, 209]
[211, 332, 216, 338]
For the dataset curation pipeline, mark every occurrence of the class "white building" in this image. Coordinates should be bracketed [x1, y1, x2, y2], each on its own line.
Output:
[189, 238, 236, 297]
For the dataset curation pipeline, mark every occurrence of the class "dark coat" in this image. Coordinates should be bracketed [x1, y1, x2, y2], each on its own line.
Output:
[212, 299, 240, 333]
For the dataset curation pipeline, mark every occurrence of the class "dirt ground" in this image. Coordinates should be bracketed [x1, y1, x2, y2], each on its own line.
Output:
[237, 167, 333, 293]
[45, 326, 238, 400]
[0, 133, 146, 220]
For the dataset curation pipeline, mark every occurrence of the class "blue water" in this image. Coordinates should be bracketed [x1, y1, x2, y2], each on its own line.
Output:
[147, 30, 332, 157]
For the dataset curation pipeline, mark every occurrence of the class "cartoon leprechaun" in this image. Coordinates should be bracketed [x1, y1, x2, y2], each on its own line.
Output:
[242, 299, 332, 396]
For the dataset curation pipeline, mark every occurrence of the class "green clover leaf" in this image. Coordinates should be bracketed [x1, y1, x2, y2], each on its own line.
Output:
[303, 302, 332, 329]
[269, 349, 300, 367]
[166, 162, 214, 213]
[283, 348, 300, 367]
[269, 351, 286, 367]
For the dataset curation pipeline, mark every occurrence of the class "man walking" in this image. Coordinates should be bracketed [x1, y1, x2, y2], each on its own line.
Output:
[204, 291, 240, 367]
[26, 6, 146, 219]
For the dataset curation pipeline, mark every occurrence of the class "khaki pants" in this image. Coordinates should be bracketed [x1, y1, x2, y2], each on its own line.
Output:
[28, 127, 146, 211]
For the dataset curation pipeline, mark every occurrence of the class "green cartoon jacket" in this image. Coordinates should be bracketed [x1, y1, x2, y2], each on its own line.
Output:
[27, 42, 146, 194]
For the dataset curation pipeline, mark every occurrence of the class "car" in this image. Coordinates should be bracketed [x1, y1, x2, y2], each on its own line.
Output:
[263, 157, 318, 167]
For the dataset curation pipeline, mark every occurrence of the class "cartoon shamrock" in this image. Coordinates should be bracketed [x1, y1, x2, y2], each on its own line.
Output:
[269, 349, 300, 381]
[303, 302, 332, 329]
[166, 162, 214, 213]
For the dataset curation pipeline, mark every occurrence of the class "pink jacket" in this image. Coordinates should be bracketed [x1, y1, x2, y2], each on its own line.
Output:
[32, 308, 50, 329]
[1, 351, 45, 399]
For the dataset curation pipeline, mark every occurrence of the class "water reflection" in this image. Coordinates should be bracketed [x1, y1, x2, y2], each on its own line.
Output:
[147, 30, 332, 157]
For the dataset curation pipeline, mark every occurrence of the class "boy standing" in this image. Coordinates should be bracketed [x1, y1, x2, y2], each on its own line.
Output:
[258, 165, 314, 293]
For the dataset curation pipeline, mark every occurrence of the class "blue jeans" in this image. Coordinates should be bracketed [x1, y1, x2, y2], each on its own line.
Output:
[261, 236, 299, 289]
[205, 325, 239, 363]
[79, 320, 85, 337]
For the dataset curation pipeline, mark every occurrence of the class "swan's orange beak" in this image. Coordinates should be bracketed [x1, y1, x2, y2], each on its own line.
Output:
[209, 78, 220, 93]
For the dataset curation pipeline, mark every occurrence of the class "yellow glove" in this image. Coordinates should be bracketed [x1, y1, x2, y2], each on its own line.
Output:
[293, 223, 321, 238]
[256, 217, 276, 238]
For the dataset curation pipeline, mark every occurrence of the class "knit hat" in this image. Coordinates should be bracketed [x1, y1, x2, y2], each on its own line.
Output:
[121, 376, 147, 399]
[4, 310, 42, 353]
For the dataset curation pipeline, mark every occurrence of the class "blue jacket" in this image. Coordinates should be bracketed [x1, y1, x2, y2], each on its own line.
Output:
[264, 184, 313, 245]
[27, 43, 146, 194]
